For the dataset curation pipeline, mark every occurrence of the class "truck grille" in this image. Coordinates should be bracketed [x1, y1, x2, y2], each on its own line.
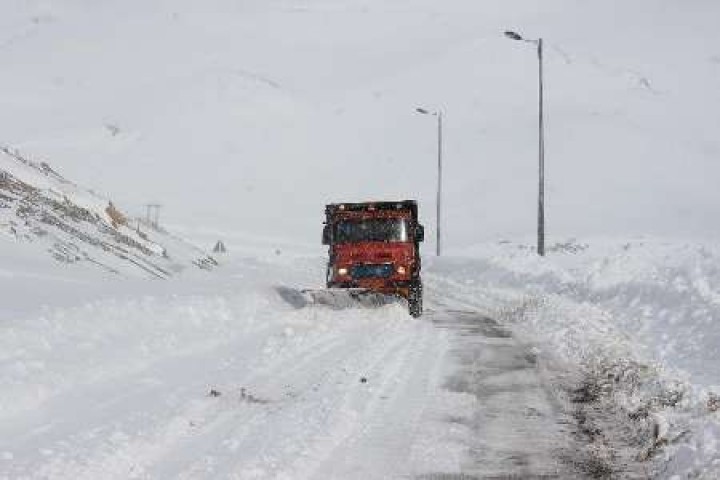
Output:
[351, 263, 393, 279]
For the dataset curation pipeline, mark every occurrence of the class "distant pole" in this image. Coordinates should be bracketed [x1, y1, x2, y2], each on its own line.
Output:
[436, 112, 443, 257]
[416, 107, 443, 256]
[505, 30, 546, 256]
[537, 38, 545, 256]
[145, 203, 162, 229]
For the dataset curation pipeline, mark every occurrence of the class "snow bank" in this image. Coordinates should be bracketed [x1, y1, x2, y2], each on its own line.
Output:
[434, 238, 720, 478]
[0, 290, 265, 422]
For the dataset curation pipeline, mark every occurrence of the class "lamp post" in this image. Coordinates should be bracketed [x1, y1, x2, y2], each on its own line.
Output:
[416, 107, 443, 256]
[504, 30, 546, 256]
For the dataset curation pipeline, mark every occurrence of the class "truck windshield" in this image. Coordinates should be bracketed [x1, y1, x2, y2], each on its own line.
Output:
[334, 218, 409, 243]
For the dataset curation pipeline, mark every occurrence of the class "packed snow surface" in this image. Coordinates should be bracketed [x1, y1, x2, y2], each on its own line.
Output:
[2, 239, 720, 478]
[3, 254, 565, 479]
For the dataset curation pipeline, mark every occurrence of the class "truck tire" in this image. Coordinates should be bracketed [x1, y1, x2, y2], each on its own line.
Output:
[408, 280, 423, 318]
[325, 264, 332, 288]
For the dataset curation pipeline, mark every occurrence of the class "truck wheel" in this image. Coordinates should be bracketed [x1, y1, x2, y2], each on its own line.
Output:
[408, 280, 423, 318]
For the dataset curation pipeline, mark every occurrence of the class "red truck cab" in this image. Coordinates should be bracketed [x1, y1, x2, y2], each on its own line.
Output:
[322, 200, 424, 317]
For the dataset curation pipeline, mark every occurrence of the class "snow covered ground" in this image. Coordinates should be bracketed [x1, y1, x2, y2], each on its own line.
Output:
[0, 255, 507, 479]
[2, 0, 720, 477]
[2, 239, 720, 478]
[437, 238, 720, 478]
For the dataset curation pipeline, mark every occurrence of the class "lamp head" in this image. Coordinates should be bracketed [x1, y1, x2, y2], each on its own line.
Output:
[504, 30, 523, 41]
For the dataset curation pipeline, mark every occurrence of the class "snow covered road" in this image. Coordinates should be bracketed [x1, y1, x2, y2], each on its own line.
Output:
[0, 272, 601, 479]
[429, 310, 575, 478]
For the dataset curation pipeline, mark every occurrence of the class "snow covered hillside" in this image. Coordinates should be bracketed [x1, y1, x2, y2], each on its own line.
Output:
[1, 0, 719, 246]
[0, 147, 216, 278]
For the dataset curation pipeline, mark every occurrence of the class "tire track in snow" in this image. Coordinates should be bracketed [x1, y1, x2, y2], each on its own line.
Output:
[212, 311, 431, 479]
[423, 272, 654, 478]
[302, 312, 446, 479]
[12, 307, 403, 479]
[423, 272, 517, 315]
[57, 306, 416, 480]
[155, 315, 401, 479]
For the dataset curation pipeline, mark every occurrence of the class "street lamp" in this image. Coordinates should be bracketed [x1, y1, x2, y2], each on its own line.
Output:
[504, 30, 546, 257]
[416, 107, 443, 256]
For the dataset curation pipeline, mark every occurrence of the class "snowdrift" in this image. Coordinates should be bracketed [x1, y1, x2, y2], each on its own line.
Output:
[434, 239, 720, 478]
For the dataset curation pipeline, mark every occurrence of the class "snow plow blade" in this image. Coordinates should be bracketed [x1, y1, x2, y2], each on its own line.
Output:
[302, 288, 399, 309]
[275, 286, 399, 310]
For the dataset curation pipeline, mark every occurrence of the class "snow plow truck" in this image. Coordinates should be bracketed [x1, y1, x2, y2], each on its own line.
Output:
[310, 200, 425, 317]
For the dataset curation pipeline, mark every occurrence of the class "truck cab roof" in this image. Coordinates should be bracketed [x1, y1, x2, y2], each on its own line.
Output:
[325, 200, 418, 221]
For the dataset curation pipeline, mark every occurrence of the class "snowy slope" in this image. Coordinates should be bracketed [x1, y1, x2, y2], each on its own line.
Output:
[0, 147, 216, 278]
[1, 0, 719, 247]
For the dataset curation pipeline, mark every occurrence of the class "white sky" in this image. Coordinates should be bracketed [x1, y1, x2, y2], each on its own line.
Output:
[1, 0, 719, 250]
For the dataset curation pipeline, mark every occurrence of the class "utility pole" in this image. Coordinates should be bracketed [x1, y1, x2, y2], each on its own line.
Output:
[437, 111, 443, 257]
[416, 107, 443, 256]
[154, 204, 161, 228]
[537, 38, 545, 257]
[505, 30, 546, 256]
[145, 203, 162, 229]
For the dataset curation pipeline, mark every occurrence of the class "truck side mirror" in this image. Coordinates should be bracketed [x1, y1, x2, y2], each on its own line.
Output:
[415, 225, 425, 242]
[322, 225, 331, 245]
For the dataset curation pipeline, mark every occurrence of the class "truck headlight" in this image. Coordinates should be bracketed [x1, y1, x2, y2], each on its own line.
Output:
[338, 267, 349, 276]
[396, 266, 407, 275]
